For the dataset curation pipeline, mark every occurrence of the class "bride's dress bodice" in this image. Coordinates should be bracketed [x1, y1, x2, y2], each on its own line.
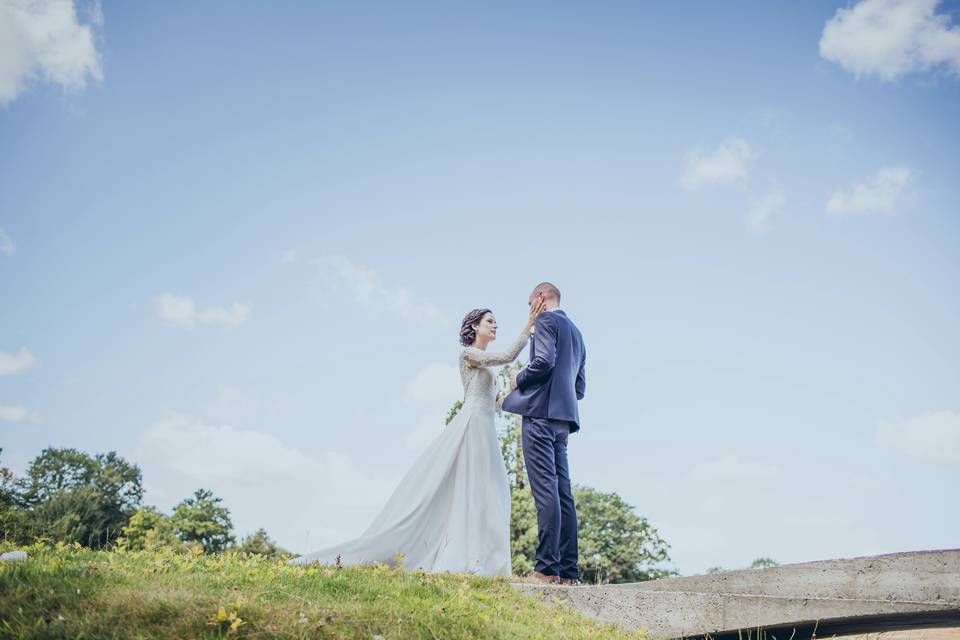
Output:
[459, 332, 529, 407]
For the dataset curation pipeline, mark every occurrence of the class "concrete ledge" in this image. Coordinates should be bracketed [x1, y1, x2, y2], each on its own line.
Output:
[511, 550, 960, 638]
[617, 549, 960, 602]
[690, 609, 960, 640]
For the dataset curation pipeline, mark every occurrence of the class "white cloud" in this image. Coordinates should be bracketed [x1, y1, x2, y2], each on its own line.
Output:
[134, 412, 385, 551]
[314, 255, 446, 326]
[681, 138, 754, 191]
[877, 410, 960, 463]
[745, 189, 786, 234]
[0, 228, 14, 255]
[140, 413, 336, 481]
[0, 404, 38, 423]
[0, 347, 38, 375]
[0, 0, 103, 106]
[820, 0, 960, 80]
[154, 293, 251, 329]
[690, 454, 779, 481]
[825, 165, 914, 216]
[0, 404, 37, 422]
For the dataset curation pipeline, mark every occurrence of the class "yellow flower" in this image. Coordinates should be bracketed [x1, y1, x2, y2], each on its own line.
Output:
[229, 616, 245, 633]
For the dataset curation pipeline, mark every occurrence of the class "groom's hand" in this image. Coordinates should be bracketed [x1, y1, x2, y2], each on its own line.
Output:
[510, 370, 520, 391]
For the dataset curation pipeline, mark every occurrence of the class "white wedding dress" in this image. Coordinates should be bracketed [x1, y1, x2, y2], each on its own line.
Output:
[287, 331, 529, 577]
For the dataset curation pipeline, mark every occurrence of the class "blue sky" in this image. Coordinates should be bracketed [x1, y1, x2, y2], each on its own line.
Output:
[1, 0, 958, 574]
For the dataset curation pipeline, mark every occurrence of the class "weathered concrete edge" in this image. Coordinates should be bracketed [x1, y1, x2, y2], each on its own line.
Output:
[509, 550, 960, 637]
[677, 608, 960, 640]
[510, 584, 960, 638]
[612, 548, 960, 602]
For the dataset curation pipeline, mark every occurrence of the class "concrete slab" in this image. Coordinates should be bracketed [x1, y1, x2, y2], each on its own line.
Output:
[511, 550, 960, 638]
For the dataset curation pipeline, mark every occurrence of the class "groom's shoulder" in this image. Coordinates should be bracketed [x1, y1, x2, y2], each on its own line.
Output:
[557, 311, 584, 336]
[551, 309, 574, 325]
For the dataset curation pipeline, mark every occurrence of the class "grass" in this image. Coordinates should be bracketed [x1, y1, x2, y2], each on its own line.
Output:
[0, 542, 649, 639]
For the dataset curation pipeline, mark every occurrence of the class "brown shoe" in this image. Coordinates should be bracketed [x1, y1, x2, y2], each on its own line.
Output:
[527, 570, 559, 584]
[558, 577, 582, 586]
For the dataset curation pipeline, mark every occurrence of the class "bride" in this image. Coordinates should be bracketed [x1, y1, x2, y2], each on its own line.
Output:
[287, 301, 545, 576]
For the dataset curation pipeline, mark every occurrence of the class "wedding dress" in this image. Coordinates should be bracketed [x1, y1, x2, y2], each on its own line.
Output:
[287, 331, 529, 577]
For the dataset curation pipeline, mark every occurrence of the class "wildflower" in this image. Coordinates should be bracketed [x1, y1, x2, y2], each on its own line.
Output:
[209, 606, 245, 635]
[228, 615, 245, 635]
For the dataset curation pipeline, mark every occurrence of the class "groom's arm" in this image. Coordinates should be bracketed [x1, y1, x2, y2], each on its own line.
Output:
[517, 313, 557, 391]
[575, 346, 586, 400]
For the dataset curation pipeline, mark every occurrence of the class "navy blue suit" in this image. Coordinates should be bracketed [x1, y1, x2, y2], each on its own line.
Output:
[501, 309, 585, 579]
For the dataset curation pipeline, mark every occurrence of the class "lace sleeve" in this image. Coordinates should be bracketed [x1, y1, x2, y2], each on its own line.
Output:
[462, 330, 529, 368]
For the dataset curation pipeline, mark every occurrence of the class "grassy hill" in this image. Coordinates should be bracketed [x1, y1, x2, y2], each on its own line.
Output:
[0, 543, 647, 639]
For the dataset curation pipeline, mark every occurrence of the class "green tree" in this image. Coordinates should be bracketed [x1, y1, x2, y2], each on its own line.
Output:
[233, 527, 289, 557]
[574, 485, 673, 583]
[444, 400, 463, 426]
[750, 557, 779, 569]
[508, 486, 538, 575]
[496, 364, 527, 489]
[494, 363, 541, 574]
[171, 489, 234, 553]
[0, 449, 13, 506]
[118, 505, 181, 551]
[0, 448, 29, 544]
[703, 558, 780, 574]
[14, 448, 143, 548]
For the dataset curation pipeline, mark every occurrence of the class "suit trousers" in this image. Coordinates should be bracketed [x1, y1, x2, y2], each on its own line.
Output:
[521, 416, 579, 579]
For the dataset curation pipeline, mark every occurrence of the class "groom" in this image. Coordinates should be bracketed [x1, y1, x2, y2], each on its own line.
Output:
[502, 282, 586, 586]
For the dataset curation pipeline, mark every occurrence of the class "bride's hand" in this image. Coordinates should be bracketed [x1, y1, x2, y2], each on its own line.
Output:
[526, 299, 546, 331]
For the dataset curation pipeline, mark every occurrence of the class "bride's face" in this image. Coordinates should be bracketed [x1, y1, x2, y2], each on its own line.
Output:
[475, 313, 497, 343]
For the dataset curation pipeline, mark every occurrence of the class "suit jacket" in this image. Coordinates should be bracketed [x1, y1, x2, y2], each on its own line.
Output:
[501, 309, 586, 432]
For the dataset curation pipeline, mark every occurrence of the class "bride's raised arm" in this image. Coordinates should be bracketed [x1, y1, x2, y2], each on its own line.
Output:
[462, 301, 544, 368]
[463, 330, 529, 368]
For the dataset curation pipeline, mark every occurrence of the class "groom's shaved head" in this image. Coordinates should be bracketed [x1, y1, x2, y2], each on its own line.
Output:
[531, 282, 561, 305]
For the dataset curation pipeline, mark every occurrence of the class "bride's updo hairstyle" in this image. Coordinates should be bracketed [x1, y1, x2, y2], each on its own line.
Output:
[460, 308, 492, 347]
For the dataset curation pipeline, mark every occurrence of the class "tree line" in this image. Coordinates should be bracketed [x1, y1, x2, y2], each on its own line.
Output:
[0, 447, 285, 557]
